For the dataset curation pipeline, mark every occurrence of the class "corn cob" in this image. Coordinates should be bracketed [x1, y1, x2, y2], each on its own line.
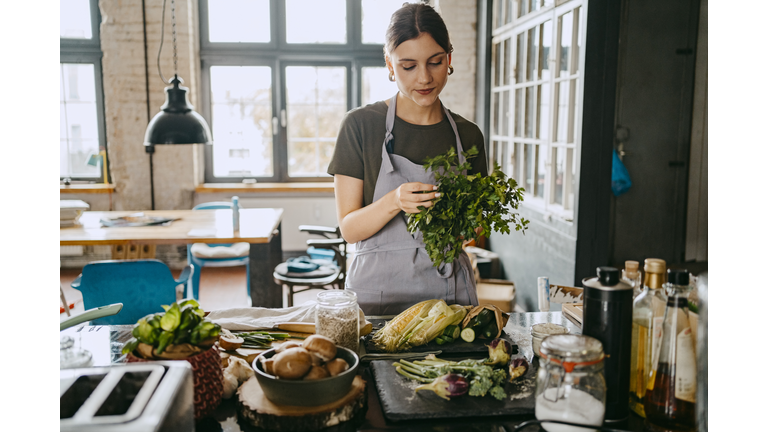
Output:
[372, 299, 438, 352]
[373, 300, 470, 352]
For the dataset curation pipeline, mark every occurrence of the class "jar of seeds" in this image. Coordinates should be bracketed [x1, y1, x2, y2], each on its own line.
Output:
[315, 291, 359, 352]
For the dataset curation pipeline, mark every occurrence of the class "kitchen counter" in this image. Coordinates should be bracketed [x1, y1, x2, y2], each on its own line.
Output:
[64, 312, 647, 432]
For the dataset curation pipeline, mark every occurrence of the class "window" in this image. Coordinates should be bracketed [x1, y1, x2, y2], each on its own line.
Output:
[60, 0, 107, 182]
[199, 0, 403, 182]
[489, 0, 584, 220]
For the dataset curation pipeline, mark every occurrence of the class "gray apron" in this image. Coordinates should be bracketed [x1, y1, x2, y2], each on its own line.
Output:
[346, 94, 479, 315]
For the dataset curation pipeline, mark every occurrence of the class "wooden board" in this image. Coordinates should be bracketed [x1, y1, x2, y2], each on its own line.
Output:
[370, 357, 538, 422]
[364, 318, 516, 356]
[237, 375, 367, 431]
[220, 332, 312, 366]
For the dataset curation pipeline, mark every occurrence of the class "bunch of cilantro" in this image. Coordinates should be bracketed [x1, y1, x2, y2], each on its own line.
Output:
[406, 146, 529, 268]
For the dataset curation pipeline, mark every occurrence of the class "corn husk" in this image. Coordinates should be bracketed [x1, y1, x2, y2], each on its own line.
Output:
[372, 300, 469, 352]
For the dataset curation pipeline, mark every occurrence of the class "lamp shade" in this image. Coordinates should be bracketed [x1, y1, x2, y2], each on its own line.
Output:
[144, 75, 212, 148]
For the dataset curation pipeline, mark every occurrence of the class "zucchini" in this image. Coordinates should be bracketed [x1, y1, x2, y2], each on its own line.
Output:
[441, 335, 455, 343]
[460, 327, 476, 343]
[435, 336, 446, 345]
[443, 325, 460, 340]
[480, 321, 497, 339]
[467, 309, 494, 329]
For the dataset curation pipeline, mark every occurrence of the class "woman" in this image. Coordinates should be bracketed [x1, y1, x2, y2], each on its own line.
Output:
[327, 3, 487, 315]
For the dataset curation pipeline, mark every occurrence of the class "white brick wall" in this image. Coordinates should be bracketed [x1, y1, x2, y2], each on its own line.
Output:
[434, 0, 478, 122]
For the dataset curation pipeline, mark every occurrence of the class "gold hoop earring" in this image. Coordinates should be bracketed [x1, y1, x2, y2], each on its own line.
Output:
[448, 65, 454, 75]
[388, 71, 395, 82]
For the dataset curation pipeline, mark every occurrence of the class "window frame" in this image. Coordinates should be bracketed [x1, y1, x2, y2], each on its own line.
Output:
[60, 0, 108, 183]
[487, 0, 585, 222]
[198, 0, 392, 183]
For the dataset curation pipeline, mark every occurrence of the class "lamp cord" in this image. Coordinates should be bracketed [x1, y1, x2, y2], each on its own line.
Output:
[156, 0, 178, 85]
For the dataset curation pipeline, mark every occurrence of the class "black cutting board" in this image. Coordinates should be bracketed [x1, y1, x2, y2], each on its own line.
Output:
[364, 318, 516, 355]
[370, 357, 538, 422]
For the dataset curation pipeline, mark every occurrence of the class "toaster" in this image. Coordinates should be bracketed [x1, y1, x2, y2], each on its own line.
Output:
[60, 361, 194, 432]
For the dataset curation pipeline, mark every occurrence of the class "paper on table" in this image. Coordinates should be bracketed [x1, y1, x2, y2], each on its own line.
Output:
[187, 229, 217, 237]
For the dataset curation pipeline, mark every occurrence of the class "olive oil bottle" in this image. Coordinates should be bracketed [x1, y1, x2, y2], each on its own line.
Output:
[644, 269, 696, 432]
[628, 258, 667, 418]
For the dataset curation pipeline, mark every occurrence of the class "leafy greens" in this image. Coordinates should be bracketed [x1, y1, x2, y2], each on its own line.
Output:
[406, 146, 529, 268]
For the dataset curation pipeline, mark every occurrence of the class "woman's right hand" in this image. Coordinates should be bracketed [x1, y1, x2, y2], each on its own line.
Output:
[393, 182, 441, 214]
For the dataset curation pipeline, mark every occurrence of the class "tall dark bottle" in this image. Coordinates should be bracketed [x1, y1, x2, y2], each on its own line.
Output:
[644, 269, 696, 432]
[582, 266, 634, 424]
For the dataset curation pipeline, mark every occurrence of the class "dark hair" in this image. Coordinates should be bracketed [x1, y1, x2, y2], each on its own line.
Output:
[384, 3, 453, 56]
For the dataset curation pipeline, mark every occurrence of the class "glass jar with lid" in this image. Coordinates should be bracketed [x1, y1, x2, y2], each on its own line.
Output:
[315, 290, 359, 352]
[535, 334, 607, 432]
[60, 335, 93, 369]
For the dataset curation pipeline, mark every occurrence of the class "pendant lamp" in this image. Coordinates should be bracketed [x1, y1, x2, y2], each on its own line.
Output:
[143, 0, 212, 153]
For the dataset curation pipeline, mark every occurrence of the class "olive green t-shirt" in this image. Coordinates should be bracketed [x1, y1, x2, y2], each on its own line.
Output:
[327, 101, 488, 207]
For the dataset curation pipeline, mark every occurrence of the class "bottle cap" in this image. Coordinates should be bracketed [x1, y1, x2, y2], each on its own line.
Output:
[624, 260, 639, 277]
[667, 269, 689, 286]
[644, 258, 666, 274]
[597, 266, 620, 286]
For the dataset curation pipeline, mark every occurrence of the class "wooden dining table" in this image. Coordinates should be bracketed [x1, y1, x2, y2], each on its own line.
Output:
[60, 208, 285, 308]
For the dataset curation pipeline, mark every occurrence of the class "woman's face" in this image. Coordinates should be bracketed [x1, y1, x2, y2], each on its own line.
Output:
[386, 33, 451, 109]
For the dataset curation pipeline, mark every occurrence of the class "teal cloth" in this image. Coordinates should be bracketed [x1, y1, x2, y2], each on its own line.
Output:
[286, 256, 320, 273]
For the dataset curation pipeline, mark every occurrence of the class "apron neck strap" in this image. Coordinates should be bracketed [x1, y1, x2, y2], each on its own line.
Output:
[382, 94, 467, 172]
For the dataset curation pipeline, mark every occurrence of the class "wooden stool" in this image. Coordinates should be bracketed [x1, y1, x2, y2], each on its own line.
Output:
[238, 375, 367, 431]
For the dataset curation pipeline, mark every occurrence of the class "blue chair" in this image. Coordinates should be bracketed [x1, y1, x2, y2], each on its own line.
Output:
[187, 202, 250, 301]
[71, 259, 193, 325]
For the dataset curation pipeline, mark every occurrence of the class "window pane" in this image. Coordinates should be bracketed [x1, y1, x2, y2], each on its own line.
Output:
[60, 0, 92, 39]
[286, 0, 346, 44]
[514, 88, 523, 137]
[553, 146, 564, 205]
[524, 86, 534, 138]
[526, 27, 536, 82]
[491, 92, 499, 136]
[568, 78, 577, 142]
[362, 0, 408, 44]
[556, 79, 569, 142]
[572, 7, 581, 74]
[568, 147, 575, 209]
[503, 39, 512, 86]
[208, 0, 270, 43]
[494, 0, 516, 28]
[558, 11, 573, 77]
[524, 144, 533, 194]
[501, 90, 510, 136]
[361, 67, 397, 106]
[535, 144, 545, 198]
[60, 64, 99, 178]
[210, 66, 273, 178]
[493, 42, 501, 87]
[286, 66, 346, 177]
[506, 142, 517, 180]
[539, 20, 552, 80]
[515, 0, 527, 18]
[538, 83, 549, 140]
[515, 33, 524, 83]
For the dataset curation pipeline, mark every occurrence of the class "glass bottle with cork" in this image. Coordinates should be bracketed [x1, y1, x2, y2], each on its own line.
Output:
[628, 258, 667, 418]
[622, 260, 642, 299]
[644, 269, 697, 432]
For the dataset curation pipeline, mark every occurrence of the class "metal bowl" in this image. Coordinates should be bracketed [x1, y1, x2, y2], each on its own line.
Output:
[252, 346, 359, 406]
